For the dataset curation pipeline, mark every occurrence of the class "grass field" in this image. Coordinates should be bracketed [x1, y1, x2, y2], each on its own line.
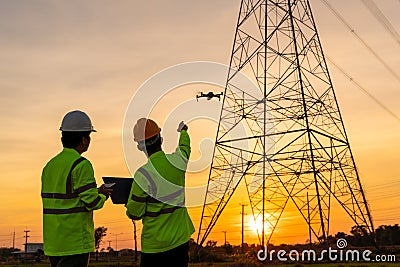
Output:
[1, 261, 399, 267]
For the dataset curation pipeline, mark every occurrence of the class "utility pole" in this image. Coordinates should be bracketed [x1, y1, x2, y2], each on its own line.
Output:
[222, 231, 227, 246]
[132, 221, 138, 262]
[12, 230, 15, 251]
[24, 228, 30, 256]
[106, 240, 112, 262]
[110, 233, 123, 253]
[240, 204, 246, 253]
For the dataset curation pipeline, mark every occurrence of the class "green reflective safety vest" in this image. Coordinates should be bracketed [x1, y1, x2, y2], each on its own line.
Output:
[41, 148, 106, 256]
[126, 130, 195, 253]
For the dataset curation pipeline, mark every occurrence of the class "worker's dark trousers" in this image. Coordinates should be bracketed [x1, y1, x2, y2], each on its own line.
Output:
[140, 242, 189, 267]
[49, 253, 90, 267]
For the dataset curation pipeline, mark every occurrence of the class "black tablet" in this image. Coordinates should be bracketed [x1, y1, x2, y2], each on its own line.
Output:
[102, 177, 133, 204]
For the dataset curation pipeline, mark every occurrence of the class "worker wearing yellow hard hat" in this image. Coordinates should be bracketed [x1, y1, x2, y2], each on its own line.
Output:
[41, 110, 112, 267]
[126, 118, 194, 267]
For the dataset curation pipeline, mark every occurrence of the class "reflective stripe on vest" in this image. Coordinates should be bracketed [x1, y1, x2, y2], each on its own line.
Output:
[42, 157, 90, 214]
[43, 207, 87, 215]
[42, 157, 87, 199]
[131, 188, 184, 204]
[85, 195, 102, 209]
[41, 182, 97, 199]
[65, 157, 87, 195]
[132, 167, 185, 217]
[134, 167, 185, 204]
[145, 206, 181, 217]
[137, 167, 157, 196]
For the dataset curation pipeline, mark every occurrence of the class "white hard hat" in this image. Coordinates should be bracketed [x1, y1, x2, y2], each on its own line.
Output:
[59, 110, 97, 132]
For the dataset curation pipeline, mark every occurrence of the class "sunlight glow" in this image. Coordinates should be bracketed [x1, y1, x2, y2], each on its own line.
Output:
[248, 216, 271, 235]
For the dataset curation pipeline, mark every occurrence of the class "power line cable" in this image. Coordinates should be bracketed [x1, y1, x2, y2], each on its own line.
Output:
[326, 55, 400, 122]
[373, 206, 400, 212]
[366, 180, 400, 190]
[320, 0, 400, 83]
[360, 0, 400, 46]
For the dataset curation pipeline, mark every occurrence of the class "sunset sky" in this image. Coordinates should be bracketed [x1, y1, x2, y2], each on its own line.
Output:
[0, 0, 399, 251]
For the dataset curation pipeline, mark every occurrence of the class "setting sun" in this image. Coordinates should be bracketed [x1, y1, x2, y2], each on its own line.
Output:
[248, 215, 271, 236]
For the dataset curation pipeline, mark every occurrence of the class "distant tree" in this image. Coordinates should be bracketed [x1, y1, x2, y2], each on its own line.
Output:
[326, 235, 336, 245]
[206, 240, 217, 248]
[376, 224, 400, 246]
[107, 247, 117, 257]
[222, 243, 233, 254]
[350, 225, 374, 246]
[94, 226, 107, 261]
[335, 231, 348, 239]
[0, 247, 17, 261]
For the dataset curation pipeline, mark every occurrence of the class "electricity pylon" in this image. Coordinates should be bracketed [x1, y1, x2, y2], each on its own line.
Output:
[197, 0, 374, 247]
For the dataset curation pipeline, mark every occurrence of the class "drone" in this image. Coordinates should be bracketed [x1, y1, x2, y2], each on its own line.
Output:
[196, 92, 223, 101]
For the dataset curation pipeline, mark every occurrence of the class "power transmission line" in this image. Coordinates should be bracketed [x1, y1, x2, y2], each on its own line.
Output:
[320, 0, 400, 83]
[367, 180, 400, 190]
[360, 0, 400, 46]
[326, 55, 400, 122]
[368, 193, 400, 201]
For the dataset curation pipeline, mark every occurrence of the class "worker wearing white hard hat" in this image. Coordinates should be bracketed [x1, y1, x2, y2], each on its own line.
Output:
[59, 110, 97, 132]
[41, 110, 111, 267]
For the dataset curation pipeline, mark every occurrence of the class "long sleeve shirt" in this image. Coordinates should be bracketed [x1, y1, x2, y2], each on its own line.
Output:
[126, 130, 195, 253]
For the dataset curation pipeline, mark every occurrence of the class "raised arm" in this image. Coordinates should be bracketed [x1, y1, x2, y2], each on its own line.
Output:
[177, 130, 191, 160]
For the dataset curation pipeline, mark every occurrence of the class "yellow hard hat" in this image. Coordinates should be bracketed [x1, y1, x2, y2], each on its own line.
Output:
[133, 118, 161, 142]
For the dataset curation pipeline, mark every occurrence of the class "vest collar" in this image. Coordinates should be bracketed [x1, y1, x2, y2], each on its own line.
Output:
[62, 147, 81, 156]
[149, 150, 164, 160]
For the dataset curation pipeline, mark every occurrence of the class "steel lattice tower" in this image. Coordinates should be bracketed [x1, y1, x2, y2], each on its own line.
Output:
[197, 0, 374, 247]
